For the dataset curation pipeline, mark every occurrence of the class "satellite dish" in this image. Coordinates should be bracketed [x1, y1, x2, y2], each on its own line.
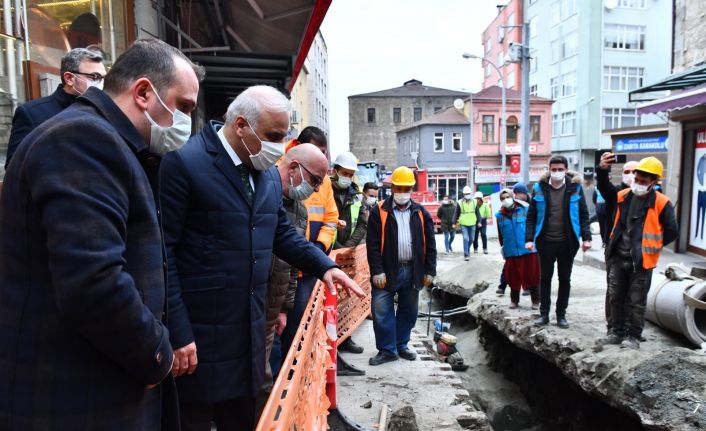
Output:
[453, 99, 464, 110]
[605, 0, 618, 9]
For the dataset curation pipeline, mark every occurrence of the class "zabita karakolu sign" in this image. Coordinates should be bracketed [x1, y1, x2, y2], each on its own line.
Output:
[615, 135, 668, 153]
[690, 130, 706, 251]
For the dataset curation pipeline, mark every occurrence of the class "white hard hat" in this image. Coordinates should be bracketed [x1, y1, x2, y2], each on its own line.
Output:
[333, 151, 358, 171]
[462, 186, 472, 194]
[474, 192, 483, 199]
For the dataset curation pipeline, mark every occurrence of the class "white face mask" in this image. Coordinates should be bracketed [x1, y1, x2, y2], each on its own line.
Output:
[71, 74, 104, 95]
[394, 193, 411, 206]
[622, 173, 635, 187]
[365, 196, 377, 206]
[336, 174, 352, 189]
[631, 182, 650, 197]
[501, 197, 515, 208]
[288, 165, 315, 201]
[463, 194, 471, 200]
[243, 119, 285, 171]
[442, 199, 450, 205]
[550, 171, 566, 182]
[144, 82, 192, 156]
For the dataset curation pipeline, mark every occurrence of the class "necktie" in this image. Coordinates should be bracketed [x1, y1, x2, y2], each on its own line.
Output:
[237, 163, 255, 204]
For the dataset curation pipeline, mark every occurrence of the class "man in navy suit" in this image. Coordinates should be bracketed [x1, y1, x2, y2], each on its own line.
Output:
[0, 39, 203, 430]
[160, 85, 364, 430]
[5, 47, 106, 169]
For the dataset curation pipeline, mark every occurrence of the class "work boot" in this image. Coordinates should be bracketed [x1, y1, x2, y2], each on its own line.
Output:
[496, 287, 505, 295]
[369, 352, 399, 366]
[534, 315, 549, 327]
[556, 316, 570, 329]
[339, 337, 364, 354]
[595, 333, 623, 347]
[398, 348, 417, 361]
[621, 336, 640, 350]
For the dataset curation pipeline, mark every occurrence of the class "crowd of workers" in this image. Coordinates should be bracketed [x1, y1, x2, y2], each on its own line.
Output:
[437, 153, 678, 349]
[0, 38, 679, 431]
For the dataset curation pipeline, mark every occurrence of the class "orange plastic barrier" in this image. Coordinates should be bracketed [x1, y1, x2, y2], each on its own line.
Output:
[332, 244, 372, 346]
[256, 278, 332, 431]
[256, 246, 371, 431]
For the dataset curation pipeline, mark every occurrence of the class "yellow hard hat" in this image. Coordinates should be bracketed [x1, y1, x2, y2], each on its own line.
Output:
[391, 166, 416, 186]
[635, 156, 663, 179]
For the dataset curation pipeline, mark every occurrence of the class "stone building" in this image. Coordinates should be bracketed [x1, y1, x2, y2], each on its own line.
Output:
[348, 79, 468, 169]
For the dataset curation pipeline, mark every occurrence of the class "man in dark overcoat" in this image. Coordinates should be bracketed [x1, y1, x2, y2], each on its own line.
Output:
[160, 85, 364, 430]
[0, 39, 202, 430]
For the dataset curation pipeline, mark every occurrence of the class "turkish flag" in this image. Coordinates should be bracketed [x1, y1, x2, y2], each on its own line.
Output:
[510, 156, 520, 174]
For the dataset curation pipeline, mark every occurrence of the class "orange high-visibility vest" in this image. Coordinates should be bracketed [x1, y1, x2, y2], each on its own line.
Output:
[611, 189, 669, 270]
[378, 201, 426, 256]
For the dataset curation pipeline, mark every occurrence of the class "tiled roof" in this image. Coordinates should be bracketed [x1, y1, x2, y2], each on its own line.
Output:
[396, 106, 469, 133]
[471, 85, 552, 102]
[350, 79, 469, 98]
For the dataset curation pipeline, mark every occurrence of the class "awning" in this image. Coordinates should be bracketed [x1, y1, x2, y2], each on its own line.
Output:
[636, 84, 706, 115]
[630, 63, 706, 103]
[160, 0, 332, 119]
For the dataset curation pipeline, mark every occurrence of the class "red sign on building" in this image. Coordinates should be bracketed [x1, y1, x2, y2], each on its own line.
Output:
[509, 156, 520, 174]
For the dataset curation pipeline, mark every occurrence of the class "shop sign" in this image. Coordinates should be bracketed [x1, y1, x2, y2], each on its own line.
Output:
[615, 135, 668, 153]
[689, 130, 706, 250]
[475, 167, 545, 183]
[505, 144, 538, 154]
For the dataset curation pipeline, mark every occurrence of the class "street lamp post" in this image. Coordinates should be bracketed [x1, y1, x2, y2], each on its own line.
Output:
[462, 53, 506, 187]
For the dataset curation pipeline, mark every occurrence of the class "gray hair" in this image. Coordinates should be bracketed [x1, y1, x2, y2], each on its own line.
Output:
[60, 48, 104, 84]
[103, 39, 205, 97]
[224, 85, 291, 129]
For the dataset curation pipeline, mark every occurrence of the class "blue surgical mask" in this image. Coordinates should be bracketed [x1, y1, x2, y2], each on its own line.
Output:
[289, 165, 315, 201]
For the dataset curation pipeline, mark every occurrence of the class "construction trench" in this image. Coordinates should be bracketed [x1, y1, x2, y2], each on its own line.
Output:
[422, 239, 706, 431]
[335, 236, 706, 430]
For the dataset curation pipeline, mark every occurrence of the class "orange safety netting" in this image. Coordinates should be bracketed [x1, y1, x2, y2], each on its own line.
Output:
[332, 244, 372, 346]
[256, 246, 371, 431]
[256, 277, 331, 431]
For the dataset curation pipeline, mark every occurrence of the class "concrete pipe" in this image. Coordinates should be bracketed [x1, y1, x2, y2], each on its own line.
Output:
[646, 269, 706, 347]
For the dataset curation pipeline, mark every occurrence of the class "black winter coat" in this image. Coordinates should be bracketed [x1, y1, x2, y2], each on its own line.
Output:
[366, 198, 437, 290]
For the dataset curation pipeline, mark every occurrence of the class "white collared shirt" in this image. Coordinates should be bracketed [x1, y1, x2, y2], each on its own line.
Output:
[393, 202, 413, 262]
[218, 127, 254, 190]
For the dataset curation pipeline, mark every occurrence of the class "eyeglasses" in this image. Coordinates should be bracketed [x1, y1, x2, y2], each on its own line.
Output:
[298, 162, 323, 188]
[70, 71, 105, 81]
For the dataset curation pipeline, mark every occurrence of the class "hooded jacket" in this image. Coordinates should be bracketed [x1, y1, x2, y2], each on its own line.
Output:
[526, 170, 591, 250]
[497, 200, 535, 259]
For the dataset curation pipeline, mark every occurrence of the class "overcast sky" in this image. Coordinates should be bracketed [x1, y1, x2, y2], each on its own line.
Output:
[320, 0, 501, 159]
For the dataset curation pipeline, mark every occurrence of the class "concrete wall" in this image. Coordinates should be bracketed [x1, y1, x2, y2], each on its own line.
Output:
[673, 0, 706, 72]
[349, 95, 461, 168]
